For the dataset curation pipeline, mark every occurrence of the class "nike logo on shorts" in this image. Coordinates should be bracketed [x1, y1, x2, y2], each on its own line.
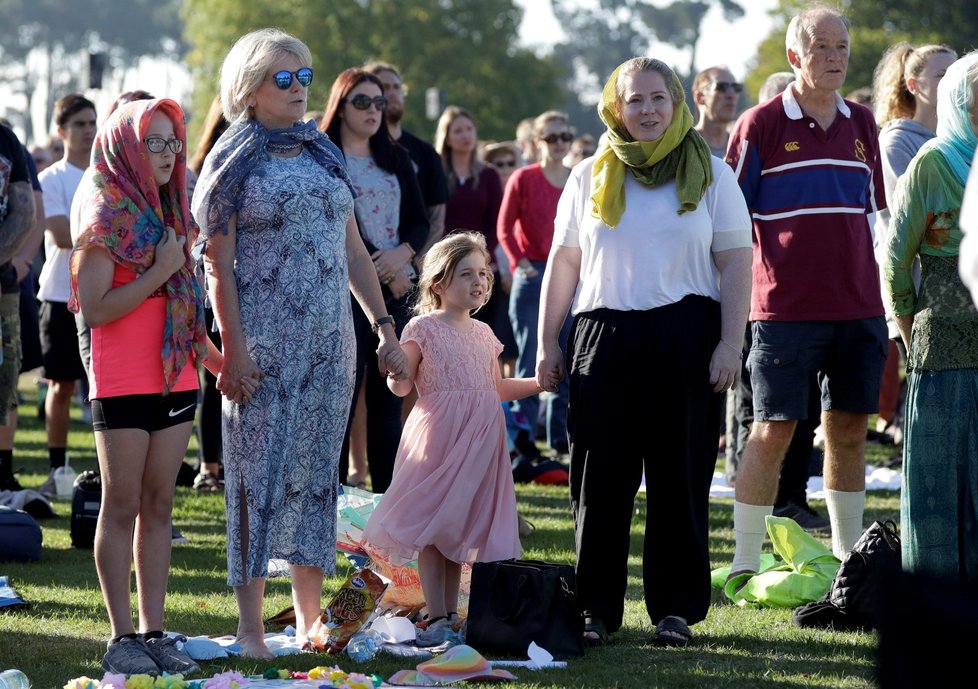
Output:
[168, 403, 196, 417]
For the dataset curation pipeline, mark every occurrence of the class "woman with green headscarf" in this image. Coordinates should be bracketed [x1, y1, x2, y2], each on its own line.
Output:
[536, 57, 752, 647]
[884, 51, 978, 590]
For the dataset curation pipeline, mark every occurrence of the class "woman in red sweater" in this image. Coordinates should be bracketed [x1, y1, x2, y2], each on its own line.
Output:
[497, 110, 573, 455]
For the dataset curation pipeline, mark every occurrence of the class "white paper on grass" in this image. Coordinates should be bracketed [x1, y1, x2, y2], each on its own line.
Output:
[370, 614, 418, 643]
[489, 641, 568, 669]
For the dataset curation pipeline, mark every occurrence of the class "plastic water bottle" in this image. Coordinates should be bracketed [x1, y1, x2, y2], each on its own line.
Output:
[346, 629, 380, 662]
[0, 669, 31, 689]
[54, 456, 76, 501]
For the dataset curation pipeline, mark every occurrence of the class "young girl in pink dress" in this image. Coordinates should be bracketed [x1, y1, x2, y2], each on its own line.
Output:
[363, 231, 543, 646]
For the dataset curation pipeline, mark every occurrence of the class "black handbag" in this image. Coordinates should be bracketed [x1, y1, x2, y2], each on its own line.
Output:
[466, 559, 583, 658]
[793, 519, 901, 631]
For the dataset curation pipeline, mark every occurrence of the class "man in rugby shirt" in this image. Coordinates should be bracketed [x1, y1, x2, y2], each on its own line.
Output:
[725, 3, 887, 580]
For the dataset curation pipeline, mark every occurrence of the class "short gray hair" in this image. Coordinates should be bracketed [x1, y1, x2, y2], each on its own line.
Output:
[759, 71, 795, 102]
[220, 28, 312, 123]
[785, 3, 850, 74]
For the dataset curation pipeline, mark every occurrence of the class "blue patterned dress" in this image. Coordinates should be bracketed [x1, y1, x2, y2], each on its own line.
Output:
[224, 150, 355, 586]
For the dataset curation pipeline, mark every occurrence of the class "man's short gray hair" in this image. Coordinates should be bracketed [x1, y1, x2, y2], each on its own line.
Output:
[220, 28, 312, 123]
[785, 3, 850, 73]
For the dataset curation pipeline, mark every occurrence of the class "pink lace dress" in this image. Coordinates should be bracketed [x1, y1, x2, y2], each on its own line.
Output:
[363, 314, 521, 564]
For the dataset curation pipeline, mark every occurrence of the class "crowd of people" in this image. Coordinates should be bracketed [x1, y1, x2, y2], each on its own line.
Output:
[1, 0, 978, 676]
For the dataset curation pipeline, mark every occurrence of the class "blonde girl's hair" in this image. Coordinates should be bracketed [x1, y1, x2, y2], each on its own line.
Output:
[434, 105, 484, 193]
[873, 42, 957, 126]
[220, 28, 313, 123]
[414, 231, 494, 315]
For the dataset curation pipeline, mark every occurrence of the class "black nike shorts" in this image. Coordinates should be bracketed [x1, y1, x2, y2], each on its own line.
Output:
[91, 389, 198, 432]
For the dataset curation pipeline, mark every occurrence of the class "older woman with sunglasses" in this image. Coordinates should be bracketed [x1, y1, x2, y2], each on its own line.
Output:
[497, 110, 574, 456]
[320, 68, 429, 494]
[193, 30, 407, 658]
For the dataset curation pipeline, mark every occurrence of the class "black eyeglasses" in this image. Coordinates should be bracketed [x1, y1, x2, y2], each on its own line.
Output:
[712, 81, 744, 94]
[271, 67, 314, 90]
[143, 137, 184, 154]
[541, 132, 573, 145]
[344, 94, 388, 111]
[492, 159, 517, 169]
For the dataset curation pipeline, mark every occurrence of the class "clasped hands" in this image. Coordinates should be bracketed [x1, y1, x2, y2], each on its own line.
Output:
[216, 352, 264, 405]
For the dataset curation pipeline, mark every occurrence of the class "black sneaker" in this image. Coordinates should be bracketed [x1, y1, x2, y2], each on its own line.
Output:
[102, 637, 161, 675]
[143, 635, 200, 676]
[0, 474, 23, 491]
[773, 500, 830, 532]
[171, 525, 189, 544]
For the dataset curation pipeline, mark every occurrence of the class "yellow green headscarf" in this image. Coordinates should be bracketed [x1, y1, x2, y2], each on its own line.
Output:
[591, 60, 713, 228]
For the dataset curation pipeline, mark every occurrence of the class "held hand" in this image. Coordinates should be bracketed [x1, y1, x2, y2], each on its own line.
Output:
[536, 343, 565, 392]
[154, 227, 187, 277]
[709, 340, 742, 393]
[377, 335, 408, 381]
[372, 247, 409, 284]
[387, 269, 412, 300]
[217, 349, 265, 404]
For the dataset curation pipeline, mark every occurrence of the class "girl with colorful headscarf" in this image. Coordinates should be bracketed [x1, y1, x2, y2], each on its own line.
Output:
[69, 97, 233, 676]
[884, 51, 978, 590]
[536, 57, 752, 647]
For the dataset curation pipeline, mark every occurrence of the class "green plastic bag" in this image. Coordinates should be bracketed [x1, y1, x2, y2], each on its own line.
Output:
[711, 515, 841, 607]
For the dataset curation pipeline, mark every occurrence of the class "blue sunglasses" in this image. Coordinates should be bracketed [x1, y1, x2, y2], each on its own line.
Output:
[272, 67, 313, 89]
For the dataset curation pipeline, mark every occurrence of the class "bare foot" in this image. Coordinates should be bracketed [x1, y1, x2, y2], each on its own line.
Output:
[236, 632, 274, 660]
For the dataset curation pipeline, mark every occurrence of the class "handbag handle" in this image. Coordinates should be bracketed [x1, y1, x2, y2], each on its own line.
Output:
[488, 571, 535, 623]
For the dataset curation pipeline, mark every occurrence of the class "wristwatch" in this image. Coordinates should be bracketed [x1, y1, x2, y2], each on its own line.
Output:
[371, 315, 396, 334]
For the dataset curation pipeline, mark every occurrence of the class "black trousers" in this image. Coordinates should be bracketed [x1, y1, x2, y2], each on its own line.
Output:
[339, 291, 411, 493]
[568, 296, 723, 632]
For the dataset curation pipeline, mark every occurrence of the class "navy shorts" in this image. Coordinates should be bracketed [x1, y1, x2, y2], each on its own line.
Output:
[91, 389, 197, 432]
[747, 317, 887, 421]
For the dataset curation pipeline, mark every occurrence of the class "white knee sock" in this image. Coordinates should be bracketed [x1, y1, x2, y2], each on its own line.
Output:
[824, 488, 865, 559]
[731, 501, 773, 574]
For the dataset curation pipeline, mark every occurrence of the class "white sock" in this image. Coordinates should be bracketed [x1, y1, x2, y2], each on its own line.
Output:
[731, 501, 773, 574]
[824, 488, 865, 559]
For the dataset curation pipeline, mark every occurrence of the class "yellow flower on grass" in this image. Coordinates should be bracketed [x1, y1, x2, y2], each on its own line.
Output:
[125, 675, 155, 689]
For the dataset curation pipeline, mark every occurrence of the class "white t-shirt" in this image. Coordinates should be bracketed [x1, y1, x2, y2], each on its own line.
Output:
[554, 155, 751, 314]
[38, 159, 86, 303]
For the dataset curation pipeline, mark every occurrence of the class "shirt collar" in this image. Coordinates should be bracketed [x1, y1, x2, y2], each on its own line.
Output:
[781, 84, 851, 120]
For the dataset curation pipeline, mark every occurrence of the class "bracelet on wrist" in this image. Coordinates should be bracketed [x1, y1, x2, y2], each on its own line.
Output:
[402, 243, 416, 260]
[719, 339, 744, 357]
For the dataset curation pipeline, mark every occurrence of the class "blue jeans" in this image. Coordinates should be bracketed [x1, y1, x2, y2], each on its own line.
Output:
[509, 259, 572, 450]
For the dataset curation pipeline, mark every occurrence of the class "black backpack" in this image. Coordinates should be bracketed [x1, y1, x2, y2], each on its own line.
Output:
[70, 470, 102, 549]
[792, 520, 901, 631]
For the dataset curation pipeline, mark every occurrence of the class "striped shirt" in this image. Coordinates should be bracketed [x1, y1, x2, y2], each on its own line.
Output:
[726, 87, 886, 321]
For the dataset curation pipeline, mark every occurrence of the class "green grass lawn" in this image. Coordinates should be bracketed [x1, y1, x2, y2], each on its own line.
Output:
[0, 375, 900, 688]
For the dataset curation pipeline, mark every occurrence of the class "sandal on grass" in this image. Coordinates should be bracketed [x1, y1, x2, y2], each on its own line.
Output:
[651, 616, 691, 648]
[583, 615, 608, 647]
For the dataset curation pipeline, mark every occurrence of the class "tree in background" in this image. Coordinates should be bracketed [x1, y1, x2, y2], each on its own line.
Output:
[0, 0, 183, 143]
[182, 0, 562, 145]
[746, 0, 973, 108]
[549, 0, 744, 137]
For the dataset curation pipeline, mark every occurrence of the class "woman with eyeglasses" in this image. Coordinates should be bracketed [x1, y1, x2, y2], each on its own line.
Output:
[320, 68, 429, 494]
[434, 107, 506, 336]
[193, 31, 407, 658]
[497, 110, 574, 457]
[70, 98, 228, 676]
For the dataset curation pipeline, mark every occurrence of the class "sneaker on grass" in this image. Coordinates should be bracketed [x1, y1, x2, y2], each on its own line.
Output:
[144, 635, 200, 675]
[171, 525, 189, 544]
[38, 470, 57, 500]
[773, 500, 830, 532]
[102, 637, 161, 675]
